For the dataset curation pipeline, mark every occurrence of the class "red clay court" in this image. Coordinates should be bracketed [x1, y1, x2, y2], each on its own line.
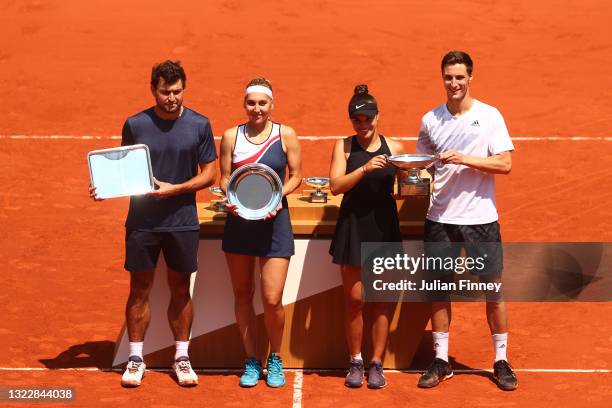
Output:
[1, 1, 611, 407]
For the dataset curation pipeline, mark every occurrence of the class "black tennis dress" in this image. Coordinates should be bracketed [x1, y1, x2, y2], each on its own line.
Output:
[329, 136, 402, 266]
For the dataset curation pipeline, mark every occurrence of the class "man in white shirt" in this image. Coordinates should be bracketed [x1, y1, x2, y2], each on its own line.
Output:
[416, 51, 517, 391]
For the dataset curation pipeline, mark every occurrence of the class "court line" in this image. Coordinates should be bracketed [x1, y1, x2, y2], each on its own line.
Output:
[292, 369, 303, 408]
[1, 367, 610, 373]
[1, 135, 612, 141]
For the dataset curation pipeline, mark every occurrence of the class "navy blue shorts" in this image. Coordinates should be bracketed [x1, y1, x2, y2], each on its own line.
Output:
[222, 203, 294, 258]
[124, 229, 199, 273]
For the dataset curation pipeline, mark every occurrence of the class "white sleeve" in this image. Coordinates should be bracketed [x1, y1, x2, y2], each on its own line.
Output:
[489, 109, 514, 155]
[416, 117, 434, 155]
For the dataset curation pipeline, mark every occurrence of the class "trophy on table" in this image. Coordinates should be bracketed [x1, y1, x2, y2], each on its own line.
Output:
[209, 186, 226, 212]
[304, 177, 331, 203]
[386, 154, 437, 197]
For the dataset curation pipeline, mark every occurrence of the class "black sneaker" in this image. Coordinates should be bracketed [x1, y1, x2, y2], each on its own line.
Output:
[493, 360, 518, 391]
[417, 358, 453, 388]
[367, 361, 387, 389]
[344, 359, 364, 388]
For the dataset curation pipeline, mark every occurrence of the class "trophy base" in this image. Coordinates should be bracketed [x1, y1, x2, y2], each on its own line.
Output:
[398, 179, 430, 197]
[211, 199, 226, 212]
[309, 192, 328, 203]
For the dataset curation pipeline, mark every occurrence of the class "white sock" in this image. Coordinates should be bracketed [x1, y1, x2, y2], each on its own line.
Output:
[175, 341, 190, 360]
[129, 342, 144, 359]
[432, 332, 449, 362]
[351, 352, 363, 362]
[492, 333, 508, 362]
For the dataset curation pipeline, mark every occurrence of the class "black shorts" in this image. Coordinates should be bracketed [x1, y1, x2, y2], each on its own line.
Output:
[125, 230, 199, 273]
[424, 220, 503, 276]
[422, 220, 504, 301]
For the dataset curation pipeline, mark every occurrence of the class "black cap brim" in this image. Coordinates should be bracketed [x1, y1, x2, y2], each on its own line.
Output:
[350, 108, 377, 119]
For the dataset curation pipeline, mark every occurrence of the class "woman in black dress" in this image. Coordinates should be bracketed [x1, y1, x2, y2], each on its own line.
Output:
[329, 84, 404, 389]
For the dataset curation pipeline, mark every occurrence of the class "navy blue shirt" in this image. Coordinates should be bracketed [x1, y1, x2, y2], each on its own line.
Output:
[121, 107, 217, 231]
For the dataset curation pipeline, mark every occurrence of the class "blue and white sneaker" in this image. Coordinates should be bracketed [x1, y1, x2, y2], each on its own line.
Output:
[266, 353, 286, 388]
[239, 356, 263, 387]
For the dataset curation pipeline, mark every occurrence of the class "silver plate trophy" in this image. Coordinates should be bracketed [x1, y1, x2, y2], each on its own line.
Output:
[227, 163, 283, 220]
[387, 154, 437, 196]
[209, 186, 226, 212]
[88, 144, 154, 199]
[304, 177, 330, 203]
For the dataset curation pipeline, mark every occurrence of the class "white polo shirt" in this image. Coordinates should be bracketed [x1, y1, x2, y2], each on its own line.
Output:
[416, 99, 514, 225]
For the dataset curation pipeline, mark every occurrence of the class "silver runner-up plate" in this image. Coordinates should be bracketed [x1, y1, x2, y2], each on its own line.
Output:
[386, 154, 437, 169]
[88, 144, 154, 199]
[227, 163, 283, 220]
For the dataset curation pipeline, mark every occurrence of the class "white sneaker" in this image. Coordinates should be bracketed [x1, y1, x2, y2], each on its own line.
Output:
[173, 357, 198, 387]
[121, 356, 146, 387]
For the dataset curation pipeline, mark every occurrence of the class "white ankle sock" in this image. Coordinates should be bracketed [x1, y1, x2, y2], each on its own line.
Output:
[351, 352, 363, 362]
[175, 341, 190, 360]
[129, 342, 144, 359]
[432, 332, 449, 362]
[492, 333, 508, 362]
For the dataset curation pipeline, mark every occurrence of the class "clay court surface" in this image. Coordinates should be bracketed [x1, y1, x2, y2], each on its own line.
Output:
[1, 0, 611, 407]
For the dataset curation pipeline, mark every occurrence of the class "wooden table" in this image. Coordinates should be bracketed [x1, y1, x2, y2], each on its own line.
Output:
[198, 191, 429, 237]
[113, 192, 431, 368]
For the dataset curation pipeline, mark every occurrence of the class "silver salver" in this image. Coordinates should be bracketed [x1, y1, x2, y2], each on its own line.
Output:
[226, 163, 283, 220]
[88, 144, 154, 199]
[386, 154, 437, 197]
[304, 177, 330, 203]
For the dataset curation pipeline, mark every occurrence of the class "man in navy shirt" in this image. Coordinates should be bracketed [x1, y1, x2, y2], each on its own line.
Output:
[90, 61, 216, 387]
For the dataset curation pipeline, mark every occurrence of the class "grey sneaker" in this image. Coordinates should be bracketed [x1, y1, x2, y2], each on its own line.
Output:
[493, 360, 518, 391]
[344, 359, 364, 388]
[367, 361, 386, 389]
[418, 358, 453, 388]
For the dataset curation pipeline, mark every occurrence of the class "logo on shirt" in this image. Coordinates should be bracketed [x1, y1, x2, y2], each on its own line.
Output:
[471, 120, 480, 127]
